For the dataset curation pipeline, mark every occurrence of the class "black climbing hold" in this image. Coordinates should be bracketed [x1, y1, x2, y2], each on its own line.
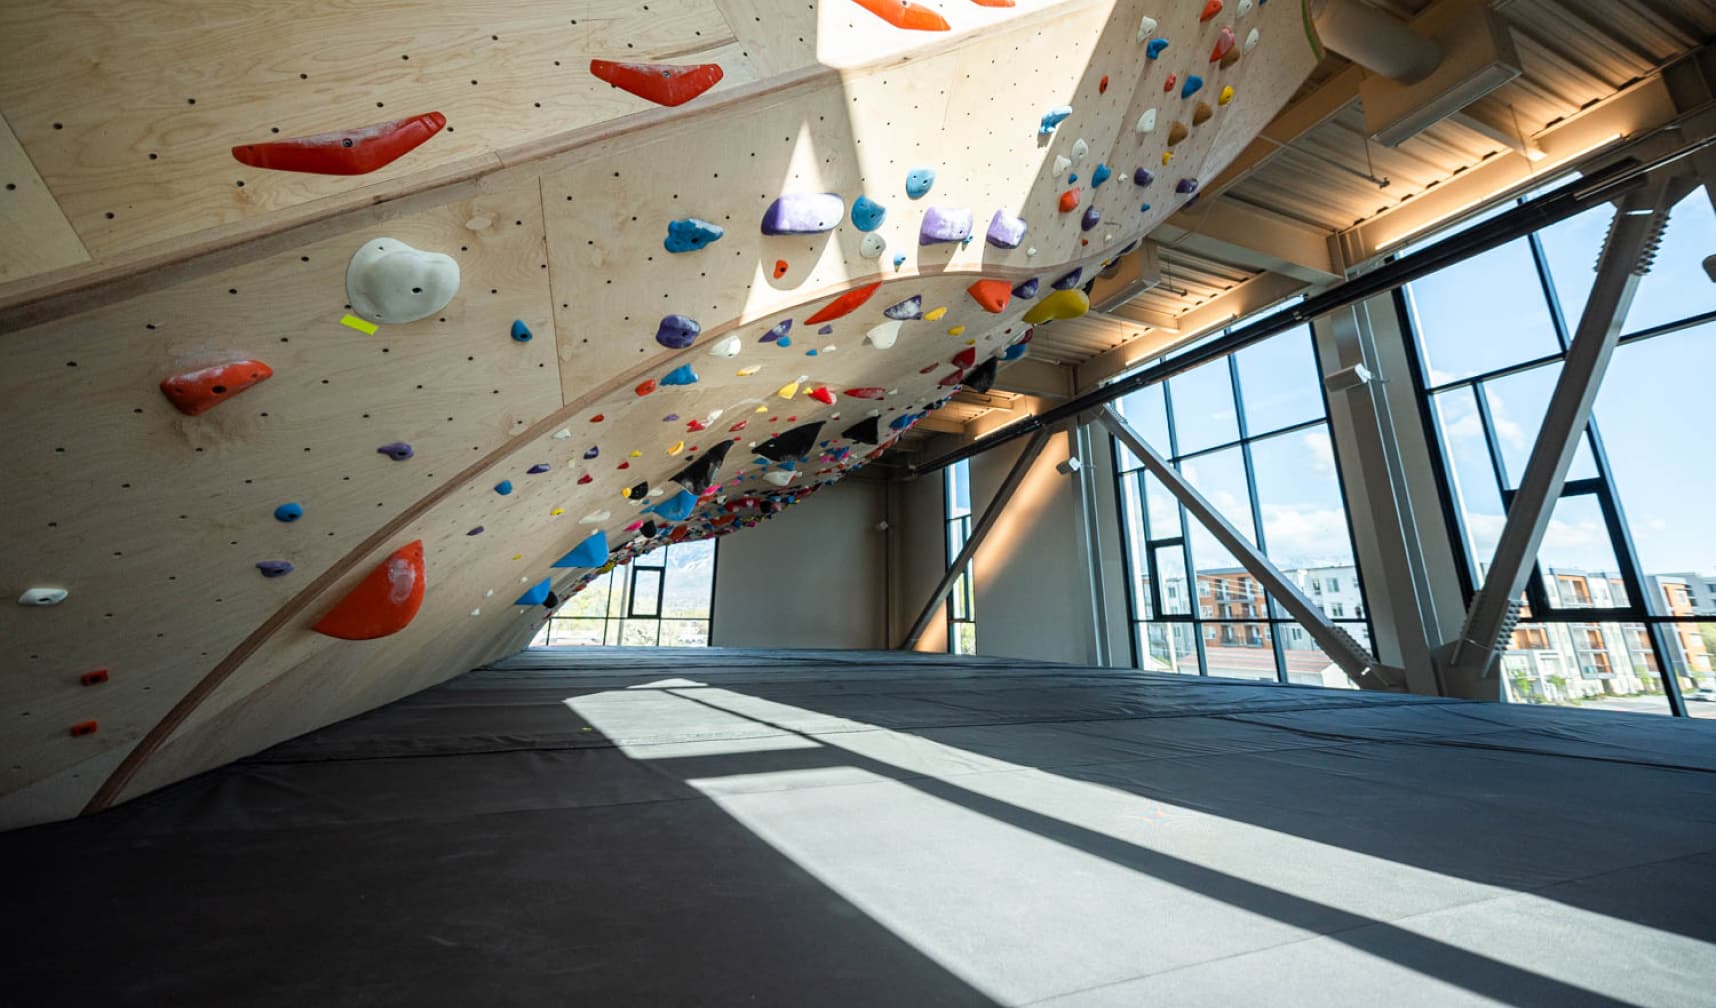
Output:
[670, 439, 733, 494]
[584, 446, 599, 459]
[963, 358, 999, 394]
[628, 480, 649, 499]
[754, 421, 825, 462]
[842, 415, 881, 445]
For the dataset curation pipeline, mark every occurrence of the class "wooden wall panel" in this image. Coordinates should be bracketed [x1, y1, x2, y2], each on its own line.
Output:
[0, 113, 87, 280]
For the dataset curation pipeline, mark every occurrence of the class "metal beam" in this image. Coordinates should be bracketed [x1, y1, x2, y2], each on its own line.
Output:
[899, 427, 1052, 650]
[1445, 175, 1691, 684]
[1201, 65, 1366, 200]
[1099, 407, 1401, 690]
[1156, 200, 1343, 283]
[990, 357, 1075, 400]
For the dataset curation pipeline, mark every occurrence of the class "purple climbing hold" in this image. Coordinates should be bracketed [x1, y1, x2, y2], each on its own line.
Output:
[584, 446, 599, 459]
[1133, 167, 1154, 187]
[1013, 277, 1040, 299]
[760, 193, 845, 235]
[986, 209, 1028, 250]
[656, 314, 701, 350]
[817, 324, 834, 335]
[884, 295, 923, 320]
[1176, 178, 1200, 195]
[761, 319, 792, 343]
[377, 441, 413, 461]
[1052, 268, 1083, 290]
[528, 463, 551, 474]
[918, 207, 973, 245]
[467, 526, 485, 536]
[1081, 206, 1101, 231]
[257, 561, 293, 578]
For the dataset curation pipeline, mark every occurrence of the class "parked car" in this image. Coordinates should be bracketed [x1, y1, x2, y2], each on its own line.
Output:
[1689, 687, 1716, 703]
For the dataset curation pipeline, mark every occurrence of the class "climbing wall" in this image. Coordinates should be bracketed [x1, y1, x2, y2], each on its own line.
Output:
[0, 0, 1320, 827]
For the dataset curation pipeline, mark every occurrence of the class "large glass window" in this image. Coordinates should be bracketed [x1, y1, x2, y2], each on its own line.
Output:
[1404, 188, 1716, 717]
[534, 539, 716, 647]
[1112, 320, 1373, 685]
[946, 459, 977, 655]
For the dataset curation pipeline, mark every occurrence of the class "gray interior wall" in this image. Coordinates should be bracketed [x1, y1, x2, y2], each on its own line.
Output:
[711, 478, 889, 649]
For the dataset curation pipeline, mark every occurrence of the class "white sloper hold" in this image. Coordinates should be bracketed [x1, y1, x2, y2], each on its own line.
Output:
[1236, 0, 1252, 15]
[346, 237, 460, 324]
[1072, 138, 1089, 161]
[1137, 15, 1157, 41]
[860, 232, 886, 259]
[580, 510, 611, 523]
[18, 587, 68, 606]
[764, 470, 796, 487]
[1052, 155, 1072, 176]
[1137, 108, 1158, 133]
[709, 334, 743, 358]
[866, 320, 904, 350]
[1245, 27, 1260, 52]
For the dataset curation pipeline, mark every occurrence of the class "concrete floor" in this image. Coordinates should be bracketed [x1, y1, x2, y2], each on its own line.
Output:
[4, 648, 1715, 1006]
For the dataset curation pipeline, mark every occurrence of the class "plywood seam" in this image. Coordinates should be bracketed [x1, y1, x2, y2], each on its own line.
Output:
[0, 108, 90, 270]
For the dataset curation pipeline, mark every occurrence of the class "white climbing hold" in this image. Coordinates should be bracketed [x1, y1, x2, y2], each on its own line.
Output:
[1236, 0, 1252, 14]
[1052, 154, 1072, 176]
[345, 237, 460, 325]
[1027, 247, 1039, 258]
[648, 487, 664, 497]
[1137, 15, 1158, 41]
[704, 408, 725, 424]
[471, 609, 482, 617]
[764, 470, 796, 487]
[1244, 28, 1260, 52]
[485, 589, 494, 597]
[866, 320, 903, 350]
[1136, 108, 1158, 133]
[552, 428, 572, 440]
[580, 510, 611, 523]
[17, 587, 67, 606]
[709, 334, 743, 358]
[1072, 138, 1089, 161]
[860, 232, 886, 259]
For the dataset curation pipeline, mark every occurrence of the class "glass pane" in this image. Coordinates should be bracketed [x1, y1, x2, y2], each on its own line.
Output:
[1202, 622, 1278, 680]
[1178, 449, 1255, 590]
[1235, 327, 1324, 435]
[1119, 475, 1154, 620]
[1629, 195, 1716, 333]
[1407, 239, 1561, 385]
[1479, 365, 1598, 489]
[1199, 570, 1265, 622]
[1594, 322, 1716, 580]
[563, 572, 613, 618]
[662, 540, 715, 619]
[1278, 621, 1359, 689]
[953, 622, 977, 655]
[950, 572, 971, 620]
[630, 569, 662, 617]
[1154, 545, 1191, 616]
[1141, 622, 1199, 675]
[1113, 383, 1170, 471]
[1247, 425, 1360, 621]
[617, 619, 660, 647]
[1536, 201, 1609, 332]
[1500, 622, 1668, 715]
[1167, 358, 1239, 454]
[1535, 494, 1629, 609]
[657, 619, 710, 647]
[1430, 387, 1507, 573]
[1663, 623, 1716, 719]
[1142, 471, 1179, 540]
[946, 460, 972, 518]
[549, 618, 608, 647]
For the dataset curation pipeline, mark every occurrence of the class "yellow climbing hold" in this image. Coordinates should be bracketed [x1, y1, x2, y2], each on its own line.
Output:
[550, 508, 564, 516]
[513, 553, 523, 561]
[949, 325, 966, 336]
[777, 381, 800, 399]
[339, 313, 379, 335]
[668, 441, 684, 455]
[1161, 151, 1174, 166]
[1022, 289, 1091, 324]
[629, 450, 642, 458]
[737, 365, 760, 376]
[924, 306, 948, 321]
[1219, 85, 1235, 106]
[966, 339, 977, 346]
[755, 405, 768, 413]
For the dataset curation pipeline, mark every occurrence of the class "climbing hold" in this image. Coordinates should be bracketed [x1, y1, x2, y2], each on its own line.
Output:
[763, 471, 796, 487]
[1164, 73, 1178, 93]
[850, 0, 950, 31]
[804, 282, 881, 325]
[709, 335, 742, 358]
[510, 320, 533, 343]
[892, 254, 907, 269]
[649, 489, 699, 521]
[1081, 206, 1102, 231]
[964, 358, 999, 394]
[553, 531, 610, 568]
[1138, 15, 1158, 40]
[1193, 102, 1214, 126]
[761, 319, 793, 343]
[987, 209, 1028, 249]
[664, 218, 725, 253]
[1221, 46, 1242, 69]
[1167, 121, 1189, 146]
[919, 207, 972, 245]
[885, 296, 924, 320]
[1136, 109, 1158, 135]
[527, 463, 551, 475]
[274, 502, 304, 523]
[1068, 173, 1079, 184]
[159, 360, 274, 417]
[18, 587, 68, 606]
[1146, 38, 1169, 59]
[377, 441, 414, 461]
[1201, 0, 1222, 21]
[1023, 289, 1091, 324]
[844, 387, 887, 400]
[589, 60, 724, 106]
[469, 524, 487, 534]
[860, 233, 887, 259]
[776, 380, 801, 400]
[231, 112, 447, 175]
[776, 336, 792, 348]
[756, 422, 825, 462]
[80, 669, 108, 687]
[495, 481, 514, 496]
[966, 279, 1012, 314]
[635, 379, 658, 396]
[256, 561, 294, 578]
[905, 168, 936, 199]
[346, 237, 459, 325]
[1091, 164, 1112, 189]
[924, 306, 948, 322]
[1053, 267, 1083, 290]
[843, 415, 881, 445]
[865, 320, 903, 350]
[670, 440, 732, 494]
[760, 193, 845, 235]
[1099, 76, 1109, 93]
[660, 364, 699, 386]
[1040, 106, 1073, 134]
[1219, 85, 1235, 106]
[1211, 26, 1237, 61]
[654, 314, 702, 350]
[1002, 341, 1030, 361]
[774, 259, 789, 278]
[624, 481, 650, 499]
[1177, 177, 1201, 194]
[70, 721, 98, 738]
[952, 347, 978, 369]
[808, 386, 836, 405]
[590, 414, 605, 423]
[736, 365, 761, 376]
[312, 540, 426, 640]
[515, 578, 553, 606]
[1237, 0, 1252, 12]
[1244, 27, 1259, 52]
[1182, 75, 1204, 99]
[1134, 167, 1156, 187]
[1058, 189, 1081, 212]
[578, 474, 594, 483]
[580, 510, 611, 524]
[851, 195, 887, 232]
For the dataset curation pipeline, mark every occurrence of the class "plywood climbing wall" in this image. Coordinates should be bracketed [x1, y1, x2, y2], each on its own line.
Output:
[0, 0, 1320, 827]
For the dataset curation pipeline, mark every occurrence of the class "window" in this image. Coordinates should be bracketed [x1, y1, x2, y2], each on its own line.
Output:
[535, 538, 717, 647]
[1404, 189, 1716, 717]
[1329, 603, 1344, 618]
[1111, 320, 1373, 685]
[945, 459, 976, 654]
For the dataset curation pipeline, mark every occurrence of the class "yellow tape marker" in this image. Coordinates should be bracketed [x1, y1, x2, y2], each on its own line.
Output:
[340, 313, 379, 335]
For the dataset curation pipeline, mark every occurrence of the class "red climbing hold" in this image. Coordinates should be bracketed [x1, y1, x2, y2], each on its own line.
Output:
[969, 0, 1015, 6]
[80, 669, 109, 686]
[773, 259, 789, 278]
[1164, 73, 1177, 93]
[850, 0, 951, 31]
[635, 379, 658, 396]
[686, 419, 708, 432]
[312, 540, 426, 641]
[1099, 75, 1110, 94]
[1059, 189, 1081, 213]
[231, 112, 447, 176]
[590, 414, 605, 422]
[808, 386, 836, 405]
[1200, 0, 1223, 21]
[938, 369, 966, 387]
[1210, 26, 1237, 62]
[952, 347, 977, 368]
[967, 278, 1012, 313]
[70, 721, 98, 737]
[729, 420, 749, 432]
[804, 281, 882, 325]
[844, 387, 887, 400]
[578, 474, 593, 484]
[589, 60, 725, 107]
[159, 360, 274, 416]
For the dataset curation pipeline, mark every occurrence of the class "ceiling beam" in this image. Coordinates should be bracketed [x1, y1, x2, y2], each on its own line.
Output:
[1201, 64, 1367, 200]
[989, 357, 1075, 400]
[1156, 198, 1343, 283]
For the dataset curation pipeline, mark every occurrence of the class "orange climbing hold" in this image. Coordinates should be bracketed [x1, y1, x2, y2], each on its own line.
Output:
[635, 379, 658, 396]
[589, 60, 725, 107]
[231, 112, 446, 175]
[159, 360, 274, 416]
[1058, 189, 1081, 212]
[1099, 75, 1110, 94]
[970, 0, 1014, 5]
[850, 0, 951, 31]
[312, 540, 425, 641]
[804, 281, 883, 325]
[773, 259, 789, 278]
[1200, 0, 1223, 21]
[70, 720, 98, 737]
[967, 278, 1012, 313]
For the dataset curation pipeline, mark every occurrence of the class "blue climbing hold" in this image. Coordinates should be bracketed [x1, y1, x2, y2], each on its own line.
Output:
[516, 577, 552, 606]
[1181, 75, 1204, 99]
[584, 446, 599, 460]
[760, 193, 845, 234]
[377, 441, 413, 461]
[552, 530, 609, 568]
[664, 217, 725, 253]
[274, 502, 303, 522]
[527, 463, 550, 474]
[851, 196, 887, 232]
[892, 254, 907, 268]
[1039, 105, 1073, 134]
[1013, 277, 1040, 299]
[1068, 173, 1079, 184]
[511, 320, 533, 342]
[1091, 164, 1112, 188]
[256, 561, 293, 578]
[660, 364, 699, 386]
[495, 480, 513, 495]
[1053, 267, 1083, 290]
[1141, 202, 1153, 212]
[1081, 206, 1102, 231]
[467, 526, 484, 536]
[761, 319, 792, 343]
[1146, 38, 1169, 59]
[649, 489, 698, 521]
[777, 336, 792, 347]
[656, 314, 701, 350]
[905, 168, 935, 199]
[818, 324, 834, 335]
[1134, 167, 1155, 187]
[1002, 341, 1029, 361]
[884, 295, 923, 320]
